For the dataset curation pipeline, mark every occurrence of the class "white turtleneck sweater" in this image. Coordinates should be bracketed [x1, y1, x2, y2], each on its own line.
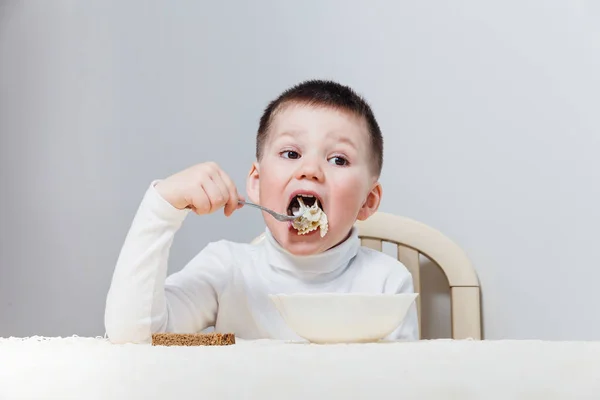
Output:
[104, 183, 419, 344]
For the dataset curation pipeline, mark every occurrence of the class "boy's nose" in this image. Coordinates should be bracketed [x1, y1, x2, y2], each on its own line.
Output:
[294, 159, 325, 182]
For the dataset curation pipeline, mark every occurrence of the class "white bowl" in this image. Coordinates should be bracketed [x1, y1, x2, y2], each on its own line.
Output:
[269, 293, 418, 344]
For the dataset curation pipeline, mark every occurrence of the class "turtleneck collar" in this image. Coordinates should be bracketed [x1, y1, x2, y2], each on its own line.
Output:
[262, 227, 360, 278]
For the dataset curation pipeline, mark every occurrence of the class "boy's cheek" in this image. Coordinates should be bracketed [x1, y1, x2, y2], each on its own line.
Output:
[331, 179, 366, 203]
[330, 188, 369, 221]
[258, 183, 284, 210]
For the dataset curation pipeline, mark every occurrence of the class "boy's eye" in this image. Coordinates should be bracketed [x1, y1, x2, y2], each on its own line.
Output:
[281, 150, 300, 159]
[328, 156, 349, 166]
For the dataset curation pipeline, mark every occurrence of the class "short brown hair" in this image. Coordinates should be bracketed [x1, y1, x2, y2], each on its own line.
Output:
[256, 80, 383, 176]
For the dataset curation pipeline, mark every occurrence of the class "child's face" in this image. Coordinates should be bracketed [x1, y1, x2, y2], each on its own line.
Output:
[247, 103, 381, 255]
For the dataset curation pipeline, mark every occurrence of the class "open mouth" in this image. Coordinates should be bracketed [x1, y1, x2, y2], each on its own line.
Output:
[287, 194, 320, 216]
[286, 193, 329, 237]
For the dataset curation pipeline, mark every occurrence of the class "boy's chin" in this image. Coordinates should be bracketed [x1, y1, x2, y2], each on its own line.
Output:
[284, 240, 325, 256]
[270, 226, 330, 255]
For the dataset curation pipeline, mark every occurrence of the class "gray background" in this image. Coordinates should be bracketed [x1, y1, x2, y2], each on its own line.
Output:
[1, 0, 599, 340]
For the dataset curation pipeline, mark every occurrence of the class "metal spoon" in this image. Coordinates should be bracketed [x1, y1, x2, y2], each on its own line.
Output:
[238, 200, 297, 221]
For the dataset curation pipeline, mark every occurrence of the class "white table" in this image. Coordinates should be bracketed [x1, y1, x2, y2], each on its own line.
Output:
[1, 336, 599, 399]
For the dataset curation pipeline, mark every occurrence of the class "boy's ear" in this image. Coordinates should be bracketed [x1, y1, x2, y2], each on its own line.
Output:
[246, 162, 260, 204]
[357, 182, 382, 221]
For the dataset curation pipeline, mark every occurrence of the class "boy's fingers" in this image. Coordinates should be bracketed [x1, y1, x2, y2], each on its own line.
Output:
[218, 169, 239, 201]
[212, 174, 235, 217]
[224, 194, 242, 216]
[217, 169, 241, 215]
[210, 174, 231, 207]
[190, 189, 210, 215]
[225, 197, 246, 217]
[200, 180, 224, 214]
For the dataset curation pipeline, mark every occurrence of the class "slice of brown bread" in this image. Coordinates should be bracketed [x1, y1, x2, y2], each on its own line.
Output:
[151, 333, 235, 346]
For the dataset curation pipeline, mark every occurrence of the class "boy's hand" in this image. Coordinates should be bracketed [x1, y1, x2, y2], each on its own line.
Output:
[155, 162, 244, 217]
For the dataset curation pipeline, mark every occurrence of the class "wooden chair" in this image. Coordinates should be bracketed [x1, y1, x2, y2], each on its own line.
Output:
[253, 212, 482, 340]
[356, 212, 481, 340]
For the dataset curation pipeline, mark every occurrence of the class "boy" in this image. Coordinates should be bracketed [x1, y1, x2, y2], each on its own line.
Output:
[104, 80, 418, 343]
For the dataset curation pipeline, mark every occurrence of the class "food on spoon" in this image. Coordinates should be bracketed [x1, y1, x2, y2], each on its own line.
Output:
[287, 195, 328, 237]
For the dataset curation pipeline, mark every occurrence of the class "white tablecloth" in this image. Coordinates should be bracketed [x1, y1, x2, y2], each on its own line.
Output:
[1, 336, 599, 399]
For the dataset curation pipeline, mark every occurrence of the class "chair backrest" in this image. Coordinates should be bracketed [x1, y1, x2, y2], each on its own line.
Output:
[355, 212, 481, 340]
[252, 212, 482, 340]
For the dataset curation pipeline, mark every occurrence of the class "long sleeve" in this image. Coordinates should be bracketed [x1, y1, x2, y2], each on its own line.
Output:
[104, 182, 229, 344]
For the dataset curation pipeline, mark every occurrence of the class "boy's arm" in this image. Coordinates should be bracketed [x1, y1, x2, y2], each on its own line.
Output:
[104, 182, 226, 344]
